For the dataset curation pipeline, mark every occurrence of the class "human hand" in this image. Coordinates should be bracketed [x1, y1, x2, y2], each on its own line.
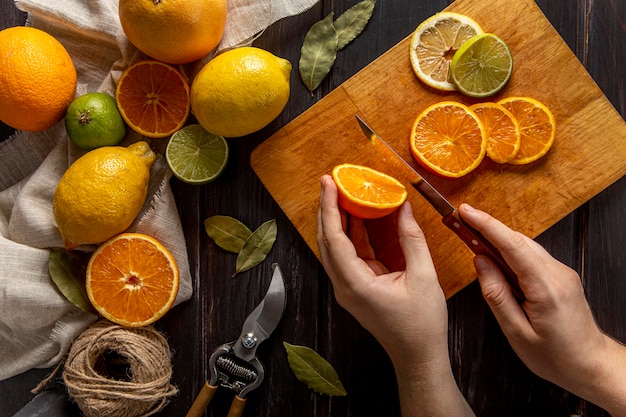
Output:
[317, 175, 475, 416]
[459, 203, 626, 414]
[316, 175, 447, 366]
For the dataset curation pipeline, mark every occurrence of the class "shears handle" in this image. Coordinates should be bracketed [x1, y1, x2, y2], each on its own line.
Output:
[186, 382, 217, 417]
[185, 382, 247, 417]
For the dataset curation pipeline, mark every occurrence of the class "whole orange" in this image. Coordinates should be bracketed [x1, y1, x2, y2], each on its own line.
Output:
[0, 26, 77, 132]
[119, 0, 228, 65]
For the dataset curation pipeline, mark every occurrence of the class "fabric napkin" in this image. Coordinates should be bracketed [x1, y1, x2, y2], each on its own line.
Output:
[0, 0, 317, 381]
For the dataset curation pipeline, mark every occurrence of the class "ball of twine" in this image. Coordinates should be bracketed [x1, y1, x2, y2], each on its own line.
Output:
[62, 320, 178, 417]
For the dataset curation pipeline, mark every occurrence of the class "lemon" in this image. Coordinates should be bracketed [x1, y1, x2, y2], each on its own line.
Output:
[53, 141, 156, 250]
[190, 47, 292, 137]
[166, 124, 228, 185]
[451, 33, 513, 98]
[409, 12, 483, 91]
[65, 92, 127, 150]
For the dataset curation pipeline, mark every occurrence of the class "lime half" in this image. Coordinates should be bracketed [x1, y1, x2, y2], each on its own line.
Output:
[451, 33, 513, 98]
[166, 124, 228, 185]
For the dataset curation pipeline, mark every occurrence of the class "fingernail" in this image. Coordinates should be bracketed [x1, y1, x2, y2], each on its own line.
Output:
[462, 203, 476, 213]
[474, 256, 490, 274]
[402, 200, 412, 213]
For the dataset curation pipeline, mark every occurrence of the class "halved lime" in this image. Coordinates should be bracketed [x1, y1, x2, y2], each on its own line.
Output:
[451, 33, 513, 98]
[166, 124, 228, 185]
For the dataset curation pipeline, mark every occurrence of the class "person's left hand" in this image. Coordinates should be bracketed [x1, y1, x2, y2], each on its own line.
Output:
[316, 174, 447, 367]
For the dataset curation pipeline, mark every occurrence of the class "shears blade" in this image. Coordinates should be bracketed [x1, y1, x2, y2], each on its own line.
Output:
[234, 263, 286, 361]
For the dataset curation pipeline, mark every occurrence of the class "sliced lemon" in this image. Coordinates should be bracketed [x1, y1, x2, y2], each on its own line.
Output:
[451, 33, 513, 98]
[166, 124, 229, 185]
[409, 12, 484, 91]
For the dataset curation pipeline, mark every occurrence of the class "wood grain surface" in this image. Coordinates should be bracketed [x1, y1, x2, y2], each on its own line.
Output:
[251, 0, 626, 297]
[1, 0, 625, 416]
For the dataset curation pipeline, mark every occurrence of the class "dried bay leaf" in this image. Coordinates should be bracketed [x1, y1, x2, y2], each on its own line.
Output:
[283, 342, 347, 396]
[204, 215, 253, 253]
[299, 12, 338, 93]
[234, 219, 277, 276]
[335, 0, 377, 50]
[48, 248, 95, 314]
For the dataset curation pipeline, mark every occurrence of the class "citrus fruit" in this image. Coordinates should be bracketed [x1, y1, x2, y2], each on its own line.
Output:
[115, 60, 190, 138]
[0, 26, 77, 132]
[470, 102, 520, 163]
[119, 0, 227, 64]
[451, 33, 513, 98]
[166, 124, 229, 184]
[86, 233, 180, 327]
[53, 141, 156, 250]
[409, 12, 483, 91]
[410, 101, 486, 178]
[65, 92, 126, 150]
[190, 47, 292, 138]
[331, 164, 408, 219]
[497, 97, 556, 165]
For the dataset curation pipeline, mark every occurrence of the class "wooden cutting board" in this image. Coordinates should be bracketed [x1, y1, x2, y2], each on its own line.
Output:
[251, 0, 626, 298]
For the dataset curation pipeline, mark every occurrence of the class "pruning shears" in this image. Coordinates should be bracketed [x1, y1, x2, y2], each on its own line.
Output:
[185, 263, 286, 417]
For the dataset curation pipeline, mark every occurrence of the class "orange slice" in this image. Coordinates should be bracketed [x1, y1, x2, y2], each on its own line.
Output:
[116, 60, 190, 138]
[409, 12, 484, 91]
[410, 101, 486, 178]
[86, 233, 180, 327]
[470, 102, 520, 163]
[331, 164, 408, 219]
[497, 97, 556, 165]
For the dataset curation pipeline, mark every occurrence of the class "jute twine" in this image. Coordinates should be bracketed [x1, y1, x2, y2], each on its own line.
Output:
[61, 320, 178, 417]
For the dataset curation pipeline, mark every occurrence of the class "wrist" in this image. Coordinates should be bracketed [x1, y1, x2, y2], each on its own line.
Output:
[581, 335, 626, 416]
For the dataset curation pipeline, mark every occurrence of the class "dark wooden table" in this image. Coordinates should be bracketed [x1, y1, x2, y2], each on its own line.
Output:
[1, 1, 625, 416]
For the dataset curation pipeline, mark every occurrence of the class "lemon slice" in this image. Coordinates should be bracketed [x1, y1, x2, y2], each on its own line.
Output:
[409, 12, 484, 91]
[166, 124, 229, 185]
[451, 33, 513, 98]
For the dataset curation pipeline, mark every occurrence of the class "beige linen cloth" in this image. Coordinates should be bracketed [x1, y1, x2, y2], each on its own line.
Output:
[0, 0, 317, 381]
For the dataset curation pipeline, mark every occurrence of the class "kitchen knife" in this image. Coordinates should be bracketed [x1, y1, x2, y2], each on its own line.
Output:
[356, 114, 524, 300]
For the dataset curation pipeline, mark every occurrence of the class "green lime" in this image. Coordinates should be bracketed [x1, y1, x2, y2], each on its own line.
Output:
[450, 33, 513, 98]
[65, 92, 126, 150]
[166, 124, 228, 185]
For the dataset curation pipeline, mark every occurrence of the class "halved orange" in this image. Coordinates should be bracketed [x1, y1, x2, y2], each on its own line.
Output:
[331, 164, 408, 219]
[116, 60, 190, 138]
[470, 102, 520, 163]
[86, 233, 180, 327]
[410, 101, 486, 178]
[409, 12, 484, 91]
[497, 97, 556, 165]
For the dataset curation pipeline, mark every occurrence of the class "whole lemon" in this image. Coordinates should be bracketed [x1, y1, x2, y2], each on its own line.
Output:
[53, 141, 156, 250]
[119, 0, 227, 65]
[0, 26, 77, 132]
[190, 47, 292, 137]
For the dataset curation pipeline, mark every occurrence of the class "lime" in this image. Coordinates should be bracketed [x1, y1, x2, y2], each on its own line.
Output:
[450, 33, 513, 98]
[166, 124, 228, 184]
[65, 92, 126, 150]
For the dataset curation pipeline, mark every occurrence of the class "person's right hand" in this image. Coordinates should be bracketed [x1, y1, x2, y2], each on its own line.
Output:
[459, 203, 626, 416]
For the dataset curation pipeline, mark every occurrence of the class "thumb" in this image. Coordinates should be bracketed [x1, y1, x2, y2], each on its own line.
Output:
[397, 201, 438, 278]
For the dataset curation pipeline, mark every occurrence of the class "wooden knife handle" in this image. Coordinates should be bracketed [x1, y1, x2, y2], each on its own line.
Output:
[442, 210, 525, 301]
[185, 382, 218, 417]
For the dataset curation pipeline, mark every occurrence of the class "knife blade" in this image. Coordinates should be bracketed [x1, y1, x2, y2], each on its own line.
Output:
[355, 115, 524, 300]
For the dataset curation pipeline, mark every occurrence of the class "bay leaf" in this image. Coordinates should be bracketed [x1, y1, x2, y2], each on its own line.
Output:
[234, 219, 277, 276]
[334, 0, 377, 50]
[299, 12, 338, 93]
[204, 215, 252, 253]
[283, 342, 347, 396]
[48, 248, 95, 314]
